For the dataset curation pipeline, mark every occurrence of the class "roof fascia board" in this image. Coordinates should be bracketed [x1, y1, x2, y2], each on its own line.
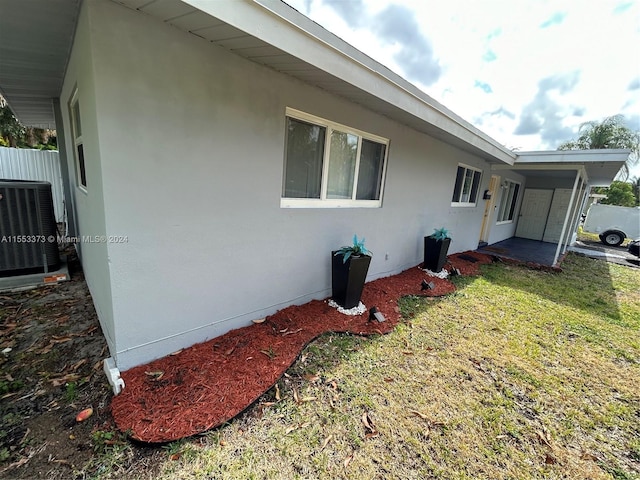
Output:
[492, 163, 586, 172]
[494, 161, 623, 186]
[515, 149, 631, 164]
[181, 0, 516, 165]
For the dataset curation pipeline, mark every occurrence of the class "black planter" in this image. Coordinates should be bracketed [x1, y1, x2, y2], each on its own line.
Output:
[423, 236, 451, 272]
[331, 252, 372, 309]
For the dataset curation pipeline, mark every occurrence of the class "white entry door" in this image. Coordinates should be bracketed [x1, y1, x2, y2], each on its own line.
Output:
[515, 189, 554, 240]
[479, 175, 499, 243]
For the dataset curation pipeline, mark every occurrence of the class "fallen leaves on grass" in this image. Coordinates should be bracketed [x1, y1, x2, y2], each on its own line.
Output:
[535, 429, 553, 448]
[408, 409, 428, 420]
[320, 434, 333, 451]
[285, 422, 310, 435]
[362, 411, 378, 439]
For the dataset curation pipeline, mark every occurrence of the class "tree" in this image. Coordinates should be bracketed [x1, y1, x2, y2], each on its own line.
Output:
[596, 180, 636, 207]
[558, 115, 640, 180]
[0, 95, 25, 147]
[0, 95, 56, 149]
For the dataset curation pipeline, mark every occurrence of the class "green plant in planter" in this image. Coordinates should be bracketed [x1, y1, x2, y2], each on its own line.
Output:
[334, 234, 372, 263]
[332, 235, 372, 309]
[430, 227, 450, 241]
[424, 228, 452, 272]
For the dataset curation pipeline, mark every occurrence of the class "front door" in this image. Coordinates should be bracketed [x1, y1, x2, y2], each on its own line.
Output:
[479, 175, 499, 243]
[515, 188, 554, 240]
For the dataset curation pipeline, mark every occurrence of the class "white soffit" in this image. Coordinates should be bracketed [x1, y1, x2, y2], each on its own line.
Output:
[113, 0, 516, 165]
[0, 0, 81, 128]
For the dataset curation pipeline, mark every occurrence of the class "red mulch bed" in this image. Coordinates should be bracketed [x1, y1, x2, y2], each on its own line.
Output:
[111, 252, 492, 443]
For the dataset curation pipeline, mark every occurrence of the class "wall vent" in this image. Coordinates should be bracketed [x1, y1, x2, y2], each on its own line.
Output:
[0, 179, 60, 276]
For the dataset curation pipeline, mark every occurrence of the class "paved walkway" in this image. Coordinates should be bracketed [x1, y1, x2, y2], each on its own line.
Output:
[569, 241, 640, 269]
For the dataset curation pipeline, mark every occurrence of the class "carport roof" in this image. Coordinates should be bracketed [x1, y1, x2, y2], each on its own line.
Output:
[511, 149, 631, 186]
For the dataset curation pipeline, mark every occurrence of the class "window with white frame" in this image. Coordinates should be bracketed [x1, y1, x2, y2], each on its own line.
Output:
[69, 90, 87, 190]
[497, 179, 520, 223]
[282, 108, 388, 208]
[451, 164, 482, 206]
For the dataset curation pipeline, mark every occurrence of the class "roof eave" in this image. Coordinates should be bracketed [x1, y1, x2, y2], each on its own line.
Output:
[515, 148, 632, 164]
[179, 0, 516, 164]
[508, 149, 632, 186]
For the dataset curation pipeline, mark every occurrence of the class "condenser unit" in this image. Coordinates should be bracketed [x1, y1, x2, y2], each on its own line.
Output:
[0, 179, 60, 276]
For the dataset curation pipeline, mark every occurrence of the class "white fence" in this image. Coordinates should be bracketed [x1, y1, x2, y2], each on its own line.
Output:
[0, 146, 66, 223]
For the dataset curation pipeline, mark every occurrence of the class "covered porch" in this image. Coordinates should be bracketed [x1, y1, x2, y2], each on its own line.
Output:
[484, 150, 631, 268]
[476, 237, 563, 269]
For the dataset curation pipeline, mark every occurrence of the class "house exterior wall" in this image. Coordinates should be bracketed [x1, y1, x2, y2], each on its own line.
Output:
[59, 1, 116, 356]
[486, 170, 527, 245]
[78, 0, 509, 370]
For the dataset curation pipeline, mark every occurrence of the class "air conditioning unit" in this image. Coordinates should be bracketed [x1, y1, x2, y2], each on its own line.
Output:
[0, 179, 60, 276]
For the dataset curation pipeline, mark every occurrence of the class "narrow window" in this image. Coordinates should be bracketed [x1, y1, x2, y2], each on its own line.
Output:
[497, 180, 520, 222]
[69, 90, 86, 190]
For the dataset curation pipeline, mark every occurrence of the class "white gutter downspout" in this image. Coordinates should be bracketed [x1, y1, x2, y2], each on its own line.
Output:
[553, 170, 582, 266]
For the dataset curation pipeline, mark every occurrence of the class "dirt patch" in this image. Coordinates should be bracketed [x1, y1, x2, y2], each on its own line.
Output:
[0, 251, 123, 479]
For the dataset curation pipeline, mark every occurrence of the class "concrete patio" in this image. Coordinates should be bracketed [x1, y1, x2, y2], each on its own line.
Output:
[476, 238, 564, 269]
[477, 237, 640, 270]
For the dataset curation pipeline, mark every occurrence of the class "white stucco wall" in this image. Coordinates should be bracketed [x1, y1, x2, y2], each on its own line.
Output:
[81, 0, 506, 370]
[59, 2, 116, 356]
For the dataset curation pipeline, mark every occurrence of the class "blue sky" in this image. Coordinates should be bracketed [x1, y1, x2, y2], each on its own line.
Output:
[285, 0, 640, 178]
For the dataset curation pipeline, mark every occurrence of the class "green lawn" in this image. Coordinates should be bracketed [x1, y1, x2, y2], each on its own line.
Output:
[97, 254, 640, 479]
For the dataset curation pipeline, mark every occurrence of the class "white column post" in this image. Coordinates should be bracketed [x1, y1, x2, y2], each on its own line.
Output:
[553, 169, 581, 265]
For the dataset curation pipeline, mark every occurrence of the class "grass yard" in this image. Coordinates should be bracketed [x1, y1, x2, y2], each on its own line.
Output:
[5, 253, 637, 479]
[144, 254, 639, 480]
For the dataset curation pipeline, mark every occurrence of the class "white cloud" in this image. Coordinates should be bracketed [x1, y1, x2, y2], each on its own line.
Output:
[285, 0, 640, 175]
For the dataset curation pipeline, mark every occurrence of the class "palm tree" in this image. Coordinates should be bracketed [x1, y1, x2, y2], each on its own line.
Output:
[558, 115, 640, 180]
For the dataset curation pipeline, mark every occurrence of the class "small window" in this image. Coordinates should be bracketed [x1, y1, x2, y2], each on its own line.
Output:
[69, 90, 86, 190]
[282, 108, 388, 208]
[497, 179, 520, 223]
[451, 164, 482, 206]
